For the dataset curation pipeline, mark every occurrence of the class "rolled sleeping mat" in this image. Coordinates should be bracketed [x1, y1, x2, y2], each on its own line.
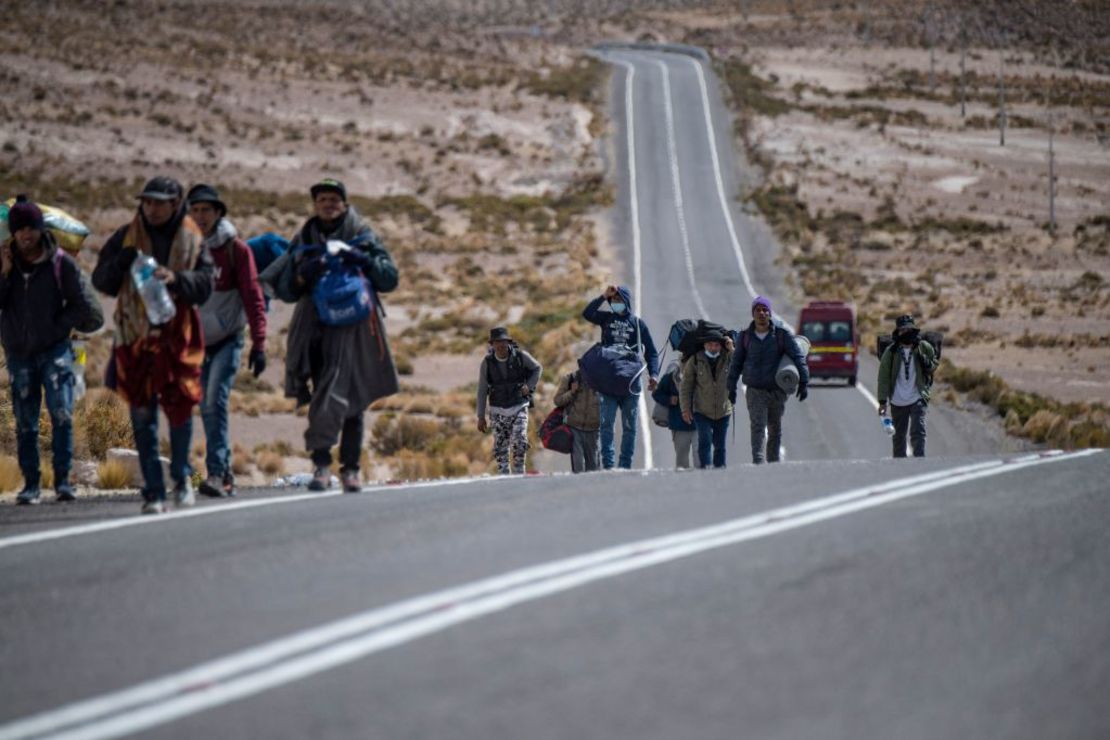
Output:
[775, 335, 811, 395]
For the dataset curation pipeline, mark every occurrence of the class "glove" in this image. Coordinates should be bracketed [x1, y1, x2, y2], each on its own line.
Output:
[248, 349, 267, 378]
[296, 254, 327, 282]
[340, 249, 372, 269]
[796, 383, 808, 402]
[728, 389, 737, 405]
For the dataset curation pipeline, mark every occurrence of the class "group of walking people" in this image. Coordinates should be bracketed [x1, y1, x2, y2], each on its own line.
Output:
[3, 175, 399, 512]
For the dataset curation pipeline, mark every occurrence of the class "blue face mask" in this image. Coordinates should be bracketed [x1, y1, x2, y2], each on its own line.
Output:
[705, 350, 720, 359]
[609, 302, 626, 314]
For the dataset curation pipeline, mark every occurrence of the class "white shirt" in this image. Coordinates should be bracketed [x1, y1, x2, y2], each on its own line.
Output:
[891, 346, 921, 406]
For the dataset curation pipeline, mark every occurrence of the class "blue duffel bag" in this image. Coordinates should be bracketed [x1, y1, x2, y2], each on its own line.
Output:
[578, 342, 645, 398]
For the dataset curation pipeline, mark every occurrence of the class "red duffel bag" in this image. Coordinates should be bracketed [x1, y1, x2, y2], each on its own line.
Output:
[540, 406, 573, 454]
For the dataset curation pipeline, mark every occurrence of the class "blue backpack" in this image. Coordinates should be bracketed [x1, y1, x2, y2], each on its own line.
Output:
[313, 253, 376, 327]
[246, 232, 289, 274]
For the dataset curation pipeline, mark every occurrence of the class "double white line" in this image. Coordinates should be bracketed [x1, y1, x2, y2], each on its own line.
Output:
[0, 450, 1098, 740]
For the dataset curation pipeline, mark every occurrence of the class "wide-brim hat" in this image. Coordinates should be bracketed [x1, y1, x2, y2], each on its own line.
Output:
[489, 326, 512, 342]
[185, 183, 227, 217]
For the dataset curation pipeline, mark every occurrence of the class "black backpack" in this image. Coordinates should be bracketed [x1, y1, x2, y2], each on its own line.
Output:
[52, 251, 104, 335]
[878, 331, 942, 385]
[670, 319, 729, 361]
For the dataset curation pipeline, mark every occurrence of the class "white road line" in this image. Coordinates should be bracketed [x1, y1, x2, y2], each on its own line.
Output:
[0, 475, 518, 553]
[613, 58, 654, 471]
[687, 55, 879, 412]
[1, 450, 1098, 740]
[655, 59, 709, 321]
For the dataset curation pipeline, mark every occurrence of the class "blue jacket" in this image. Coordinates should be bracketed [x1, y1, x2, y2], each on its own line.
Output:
[582, 286, 660, 391]
[651, 364, 695, 431]
[727, 320, 809, 394]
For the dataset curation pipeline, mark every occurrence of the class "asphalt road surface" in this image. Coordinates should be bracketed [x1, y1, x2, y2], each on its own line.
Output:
[1, 47, 1106, 740]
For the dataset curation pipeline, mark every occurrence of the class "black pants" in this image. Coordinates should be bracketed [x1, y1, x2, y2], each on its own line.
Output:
[311, 414, 364, 471]
[891, 400, 927, 458]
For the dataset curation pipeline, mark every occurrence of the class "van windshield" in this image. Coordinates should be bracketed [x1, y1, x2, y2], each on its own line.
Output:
[802, 321, 853, 343]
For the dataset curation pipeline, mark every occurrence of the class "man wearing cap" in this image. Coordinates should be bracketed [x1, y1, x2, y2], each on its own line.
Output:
[680, 329, 734, 468]
[477, 327, 542, 475]
[727, 296, 809, 464]
[92, 176, 214, 514]
[877, 315, 937, 458]
[284, 178, 399, 492]
[186, 184, 268, 498]
[1, 196, 94, 504]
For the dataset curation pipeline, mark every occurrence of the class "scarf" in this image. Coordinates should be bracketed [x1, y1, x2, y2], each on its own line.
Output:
[111, 211, 205, 424]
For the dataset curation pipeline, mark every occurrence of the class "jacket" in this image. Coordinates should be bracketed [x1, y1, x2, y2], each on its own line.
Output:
[877, 340, 937, 405]
[92, 205, 214, 306]
[0, 232, 84, 359]
[476, 346, 542, 417]
[284, 206, 399, 451]
[651, 362, 695, 431]
[727, 320, 809, 394]
[582, 286, 660, 392]
[554, 370, 601, 431]
[202, 218, 267, 351]
[681, 349, 734, 421]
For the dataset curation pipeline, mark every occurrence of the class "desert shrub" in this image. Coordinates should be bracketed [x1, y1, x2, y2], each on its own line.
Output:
[0, 455, 22, 492]
[75, 389, 133, 460]
[231, 444, 252, 475]
[370, 414, 441, 456]
[96, 459, 132, 490]
[256, 451, 286, 476]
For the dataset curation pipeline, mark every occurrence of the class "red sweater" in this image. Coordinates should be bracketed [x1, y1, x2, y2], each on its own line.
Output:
[210, 238, 267, 352]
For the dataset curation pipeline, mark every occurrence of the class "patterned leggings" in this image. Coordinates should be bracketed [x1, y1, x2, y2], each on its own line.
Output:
[491, 409, 530, 474]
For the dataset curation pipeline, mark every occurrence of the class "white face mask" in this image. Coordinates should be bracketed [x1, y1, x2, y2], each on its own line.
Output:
[705, 350, 720, 359]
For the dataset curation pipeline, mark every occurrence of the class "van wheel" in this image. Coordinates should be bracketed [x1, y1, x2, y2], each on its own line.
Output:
[847, 375, 857, 386]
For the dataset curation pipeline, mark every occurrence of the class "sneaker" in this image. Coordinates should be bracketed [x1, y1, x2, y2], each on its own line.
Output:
[307, 467, 332, 492]
[141, 500, 165, 515]
[16, 486, 41, 506]
[222, 472, 237, 498]
[55, 481, 77, 503]
[198, 476, 226, 498]
[173, 479, 196, 508]
[341, 469, 361, 493]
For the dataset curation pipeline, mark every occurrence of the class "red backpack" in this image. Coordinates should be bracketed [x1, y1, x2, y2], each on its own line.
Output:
[539, 407, 573, 454]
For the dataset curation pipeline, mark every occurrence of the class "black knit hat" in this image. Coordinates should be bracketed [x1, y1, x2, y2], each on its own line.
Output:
[310, 178, 347, 202]
[186, 183, 227, 217]
[137, 176, 183, 202]
[7, 195, 44, 233]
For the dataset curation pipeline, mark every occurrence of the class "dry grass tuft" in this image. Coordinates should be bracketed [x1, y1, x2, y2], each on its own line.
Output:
[0, 455, 23, 492]
[96, 459, 132, 490]
[256, 452, 286, 476]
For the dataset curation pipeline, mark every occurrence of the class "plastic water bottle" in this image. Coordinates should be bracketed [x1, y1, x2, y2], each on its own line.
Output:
[881, 415, 895, 436]
[72, 340, 87, 401]
[130, 254, 176, 325]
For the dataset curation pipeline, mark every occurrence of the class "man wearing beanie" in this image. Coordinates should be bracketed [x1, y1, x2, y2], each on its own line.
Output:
[282, 178, 399, 492]
[1, 196, 93, 503]
[877, 314, 937, 457]
[186, 184, 268, 498]
[92, 176, 215, 514]
[727, 295, 810, 464]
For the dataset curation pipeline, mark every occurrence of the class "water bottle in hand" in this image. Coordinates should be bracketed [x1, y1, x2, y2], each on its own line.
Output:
[130, 254, 176, 325]
[881, 415, 895, 436]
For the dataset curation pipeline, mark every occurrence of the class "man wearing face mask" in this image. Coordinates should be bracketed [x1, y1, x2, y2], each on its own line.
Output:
[93, 177, 214, 514]
[1, 196, 100, 504]
[877, 315, 937, 458]
[679, 329, 735, 468]
[284, 179, 399, 493]
[582, 284, 660, 469]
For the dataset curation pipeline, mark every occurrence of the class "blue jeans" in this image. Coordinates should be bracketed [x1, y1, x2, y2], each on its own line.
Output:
[7, 341, 75, 486]
[694, 413, 729, 468]
[200, 335, 243, 478]
[599, 393, 639, 469]
[130, 398, 193, 502]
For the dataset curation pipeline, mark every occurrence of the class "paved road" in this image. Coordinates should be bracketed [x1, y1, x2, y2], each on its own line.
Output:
[1, 48, 1106, 740]
[594, 47, 1015, 469]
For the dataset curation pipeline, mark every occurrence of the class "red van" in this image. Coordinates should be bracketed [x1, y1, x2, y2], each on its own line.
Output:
[797, 301, 859, 386]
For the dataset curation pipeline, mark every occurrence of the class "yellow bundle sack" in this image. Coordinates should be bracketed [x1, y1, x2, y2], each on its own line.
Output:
[1, 198, 90, 254]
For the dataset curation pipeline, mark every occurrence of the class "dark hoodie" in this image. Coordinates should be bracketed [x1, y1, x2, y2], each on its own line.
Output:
[582, 286, 660, 387]
[0, 232, 85, 359]
[92, 204, 214, 306]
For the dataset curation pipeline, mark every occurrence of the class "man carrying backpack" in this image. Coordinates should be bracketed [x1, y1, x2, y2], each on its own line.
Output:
[681, 329, 734, 469]
[1, 196, 103, 504]
[554, 367, 600, 473]
[186, 184, 268, 498]
[284, 179, 399, 492]
[877, 315, 938, 458]
[92, 176, 214, 514]
[727, 296, 809, 464]
[477, 327, 542, 475]
[582, 285, 659, 470]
